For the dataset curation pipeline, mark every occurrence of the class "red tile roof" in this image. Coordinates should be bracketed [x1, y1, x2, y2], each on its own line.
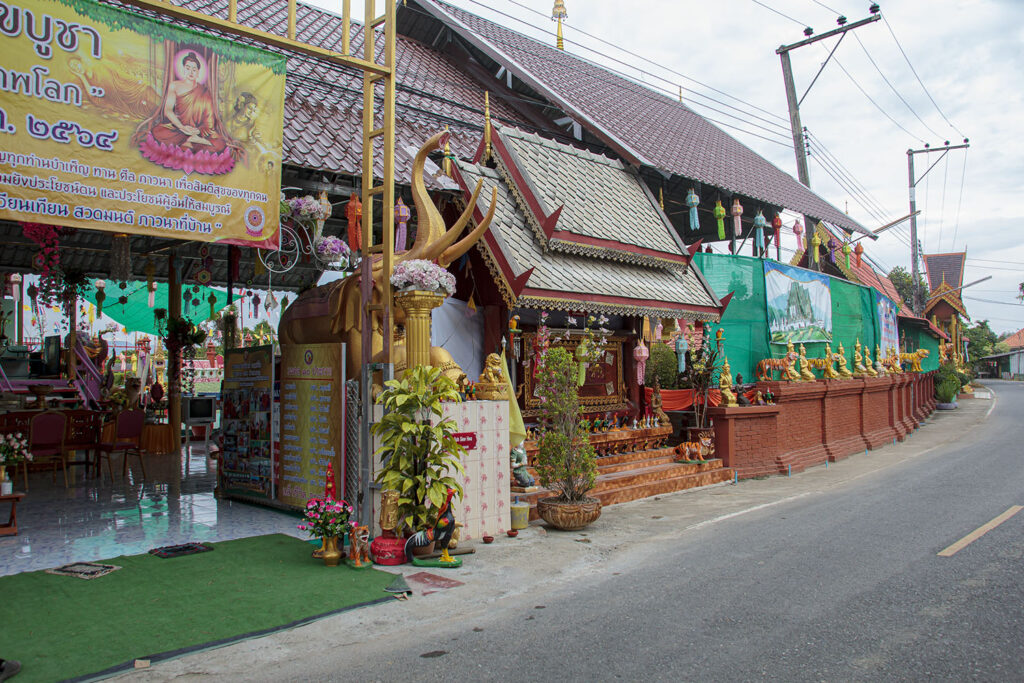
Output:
[415, 0, 871, 237]
[1002, 328, 1024, 349]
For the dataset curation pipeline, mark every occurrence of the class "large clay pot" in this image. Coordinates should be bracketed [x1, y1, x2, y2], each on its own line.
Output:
[536, 496, 602, 531]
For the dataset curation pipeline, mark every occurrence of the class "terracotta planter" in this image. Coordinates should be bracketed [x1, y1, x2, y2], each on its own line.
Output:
[536, 496, 602, 531]
[410, 540, 435, 557]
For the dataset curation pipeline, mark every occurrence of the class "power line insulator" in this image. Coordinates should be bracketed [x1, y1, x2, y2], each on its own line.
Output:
[869, 3, 880, 14]
[837, 15, 848, 26]
[804, 26, 814, 36]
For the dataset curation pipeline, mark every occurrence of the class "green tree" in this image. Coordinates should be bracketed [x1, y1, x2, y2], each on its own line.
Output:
[964, 319, 1000, 364]
[888, 266, 929, 309]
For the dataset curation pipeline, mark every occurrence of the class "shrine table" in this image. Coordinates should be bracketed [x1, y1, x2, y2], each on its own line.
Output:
[0, 492, 25, 536]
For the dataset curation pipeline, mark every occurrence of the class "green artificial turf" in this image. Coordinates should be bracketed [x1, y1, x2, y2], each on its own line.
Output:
[0, 534, 395, 682]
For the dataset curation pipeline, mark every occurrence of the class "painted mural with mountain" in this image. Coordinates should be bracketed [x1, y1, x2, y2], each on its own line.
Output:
[764, 261, 832, 344]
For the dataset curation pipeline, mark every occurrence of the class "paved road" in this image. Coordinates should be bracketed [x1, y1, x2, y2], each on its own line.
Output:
[126, 382, 1020, 682]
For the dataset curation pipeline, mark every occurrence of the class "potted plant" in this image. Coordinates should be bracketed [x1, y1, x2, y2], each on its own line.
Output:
[297, 496, 355, 566]
[534, 345, 601, 530]
[935, 362, 961, 410]
[371, 365, 466, 548]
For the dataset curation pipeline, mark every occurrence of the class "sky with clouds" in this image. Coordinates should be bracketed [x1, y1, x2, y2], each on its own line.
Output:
[361, 0, 1023, 334]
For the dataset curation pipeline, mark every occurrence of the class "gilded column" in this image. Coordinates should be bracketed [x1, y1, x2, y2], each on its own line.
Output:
[394, 290, 446, 370]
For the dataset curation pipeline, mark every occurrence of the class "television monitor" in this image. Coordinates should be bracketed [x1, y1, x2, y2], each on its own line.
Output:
[184, 396, 216, 424]
[43, 335, 61, 376]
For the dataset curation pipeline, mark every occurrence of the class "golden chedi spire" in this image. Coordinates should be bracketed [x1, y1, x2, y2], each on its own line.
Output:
[552, 0, 567, 50]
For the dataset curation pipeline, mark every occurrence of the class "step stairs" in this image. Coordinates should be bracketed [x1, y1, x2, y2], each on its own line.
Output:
[517, 447, 734, 520]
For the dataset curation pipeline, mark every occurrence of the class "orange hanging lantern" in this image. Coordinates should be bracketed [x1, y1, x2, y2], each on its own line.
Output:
[345, 193, 362, 253]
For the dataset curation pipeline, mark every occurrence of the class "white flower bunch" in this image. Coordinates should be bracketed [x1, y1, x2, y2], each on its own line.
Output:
[391, 259, 456, 296]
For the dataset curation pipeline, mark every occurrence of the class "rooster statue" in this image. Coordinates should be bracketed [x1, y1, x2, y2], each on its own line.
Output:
[404, 486, 460, 567]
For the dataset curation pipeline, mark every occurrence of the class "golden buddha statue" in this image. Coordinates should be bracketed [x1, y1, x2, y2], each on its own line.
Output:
[719, 356, 738, 407]
[822, 343, 839, 379]
[798, 343, 815, 381]
[862, 344, 878, 377]
[836, 342, 853, 379]
[853, 339, 868, 378]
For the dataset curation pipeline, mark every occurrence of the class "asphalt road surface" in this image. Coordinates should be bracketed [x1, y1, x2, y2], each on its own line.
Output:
[126, 381, 1020, 682]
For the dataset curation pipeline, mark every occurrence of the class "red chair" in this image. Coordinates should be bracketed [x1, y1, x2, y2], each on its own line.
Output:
[96, 410, 147, 483]
[29, 411, 68, 487]
[62, 410, 105, 480]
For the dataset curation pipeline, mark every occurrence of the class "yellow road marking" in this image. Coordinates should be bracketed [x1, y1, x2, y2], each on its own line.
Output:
[938, 505, 1023, 557]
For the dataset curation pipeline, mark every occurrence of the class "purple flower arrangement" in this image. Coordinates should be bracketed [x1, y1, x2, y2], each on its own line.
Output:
[314, 236, 351, 263]
[390, 259, 456, 295]
[282, 195, 330, 222]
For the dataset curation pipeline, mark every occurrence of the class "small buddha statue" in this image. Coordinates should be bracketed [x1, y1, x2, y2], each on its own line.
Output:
[836, 342, 853, 379]
[853, 339, 868, 378]
[874, 345, 887, 376]
[822, 343, 839, 379]
[798, 343, 815, 381]
[863, 345, 878, 377]
[719, 357, 738, 407]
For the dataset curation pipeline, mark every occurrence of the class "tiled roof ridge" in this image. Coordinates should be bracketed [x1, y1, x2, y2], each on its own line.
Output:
[493, 123, 627, 171]
[489, 133, 687, 270]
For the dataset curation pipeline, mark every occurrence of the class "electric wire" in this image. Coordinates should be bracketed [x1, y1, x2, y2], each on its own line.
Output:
[851, 32, 944, 140]
[804, 138, 896, 230]
[951, 149, 968, 251]
[819, 44, 925, 143]
[750, 0, 805, 27]
[494, 0, 790, 126]
[965, 296, 1024, 307]
[804, 131, 893, 220]
[809, 0, 842, 14]
[881, 14, 966, 139]
[453, 0, 794, 141]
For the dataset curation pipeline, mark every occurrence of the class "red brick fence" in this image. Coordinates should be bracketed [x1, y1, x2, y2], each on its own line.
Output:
[708, 373, 936, 479]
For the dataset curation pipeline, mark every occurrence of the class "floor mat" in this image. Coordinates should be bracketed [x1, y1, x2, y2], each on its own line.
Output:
[44, 562, 122, 580]
[148, 542, 214, 559]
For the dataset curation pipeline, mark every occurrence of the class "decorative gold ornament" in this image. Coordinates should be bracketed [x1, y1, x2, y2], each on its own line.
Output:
[474, 353, 510, 400]
[798, 343, 815, 381]
[836, 343, 853, 379]
[719, 356, 738, 407]
[379, 489, 400, 534]
[321, 535, 342, 567]
[853, 339, 868, 378]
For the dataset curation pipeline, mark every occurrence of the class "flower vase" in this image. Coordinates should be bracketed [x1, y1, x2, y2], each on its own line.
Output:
[0, 466, 10, 495]
[322, 535, 342, 567]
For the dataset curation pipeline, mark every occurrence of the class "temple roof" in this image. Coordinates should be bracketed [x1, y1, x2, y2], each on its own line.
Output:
[454, 161, 720, 321]
[924, 280, 969, 319]
[411, 0, 872, 237]
[923, 252, 966, 291]
[487, 125, 686, 268]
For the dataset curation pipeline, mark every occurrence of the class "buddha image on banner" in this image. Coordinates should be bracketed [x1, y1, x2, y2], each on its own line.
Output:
[0, 0, 285, 247]
[764, 261, 832, 344]
[876, 291, 899, 354]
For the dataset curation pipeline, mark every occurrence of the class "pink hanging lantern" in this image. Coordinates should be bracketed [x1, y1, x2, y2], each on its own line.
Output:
[793, 219, 804, 251]
[731, 198, 743, 237]
[394, 197, 411, 253]
[633, 339, 649, 386]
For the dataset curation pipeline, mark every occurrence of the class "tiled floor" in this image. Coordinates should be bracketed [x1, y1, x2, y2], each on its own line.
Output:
[0, 444, 304, 577]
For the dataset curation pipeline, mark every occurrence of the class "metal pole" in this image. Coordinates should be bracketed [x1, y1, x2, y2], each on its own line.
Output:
[779, 50, 810, 188]
[908, 150, 920, 315]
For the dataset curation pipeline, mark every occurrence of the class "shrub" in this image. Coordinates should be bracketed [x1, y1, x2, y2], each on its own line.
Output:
[936, 376, 960, 403]
[645, 343, 680, 389]
[534, 346, 597, 502]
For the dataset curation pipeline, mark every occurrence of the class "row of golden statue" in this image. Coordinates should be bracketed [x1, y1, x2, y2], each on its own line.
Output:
[755, 340, 930, 384]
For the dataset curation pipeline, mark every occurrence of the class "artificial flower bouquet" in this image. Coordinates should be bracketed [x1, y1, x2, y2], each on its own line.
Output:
[282, 195, 331, 223]
[0, 433, 32, 467]
[314, 236, 351, 263]
[390, 259, 456, 295]
[297, 496, 356, 539]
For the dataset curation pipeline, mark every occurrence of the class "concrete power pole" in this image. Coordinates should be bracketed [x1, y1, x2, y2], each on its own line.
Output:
[907, 141, 970, 315]
[777, 12, 881, 189]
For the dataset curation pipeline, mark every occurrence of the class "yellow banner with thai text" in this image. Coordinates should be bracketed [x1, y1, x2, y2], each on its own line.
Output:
[0, 0, 285, 247]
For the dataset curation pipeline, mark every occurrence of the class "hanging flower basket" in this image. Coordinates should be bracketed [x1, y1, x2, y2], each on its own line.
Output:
[282, 195, 330, 224]
[314, 236, 351, 264]
[390, 259, 456, 296]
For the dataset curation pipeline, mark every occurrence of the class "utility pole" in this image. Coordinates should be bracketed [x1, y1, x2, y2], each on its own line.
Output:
[777, 11, 881, 188]
[907, 140, 970, 315]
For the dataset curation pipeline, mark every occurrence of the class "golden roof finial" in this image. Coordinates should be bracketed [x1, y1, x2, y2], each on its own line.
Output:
[483, 91, 492, 162]
[443, 125, 452, 178]
[552, 0, 567, 50]
[659, 186, 664, 211]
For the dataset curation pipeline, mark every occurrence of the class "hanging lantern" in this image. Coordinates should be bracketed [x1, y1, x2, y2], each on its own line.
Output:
[93, 278, 104, 319]
[811, 231, 821, 264]
[771, 213, 782, 247]
[675, 328, 688, 374]
[654, 319, 663, 342]
[145, 260, 156, 307]
[731, 198, 743, 237]
[753, 211, 766, 257]
[346, 193, 362, 253]
[842, 242, 851, 270]
[713, 200, 726, 240]
[9, 273, 21, 305]
[111, 233, 131, 282]
[395, 197, 411, 253]
[828, 236, 838, 263]
[793, 219, 804, 251]
[208, 292, 217, 320]
[685, 189, 700, 232]
[854, 242, 864, 267]
[575, 338, 590, 386]
[633, 339, 649, 386]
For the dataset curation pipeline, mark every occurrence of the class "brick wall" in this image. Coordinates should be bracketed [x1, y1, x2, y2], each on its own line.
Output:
[710, 373, 936, 479]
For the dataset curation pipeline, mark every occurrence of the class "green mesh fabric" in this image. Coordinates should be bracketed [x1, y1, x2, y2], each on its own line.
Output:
[902, 327, 940, 372]
[692, 253, 914, 379]
[831, 279, 879, 363]
[692, 253, 769, 382]
[82, 280, 230, 336]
